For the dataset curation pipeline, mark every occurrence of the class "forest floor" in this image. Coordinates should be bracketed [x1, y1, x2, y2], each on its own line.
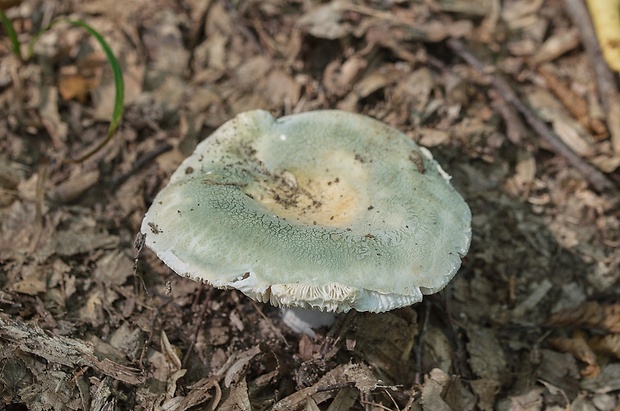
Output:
[1, 0, 620, 410]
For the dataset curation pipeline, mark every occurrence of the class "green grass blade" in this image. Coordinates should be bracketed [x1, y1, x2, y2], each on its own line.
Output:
[0, 9, 23, 60]
[64, 19, 124, 162]
[28, 18, 125, 163]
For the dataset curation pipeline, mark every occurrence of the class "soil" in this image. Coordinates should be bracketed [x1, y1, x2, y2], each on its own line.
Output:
[1, 0, 620, 410]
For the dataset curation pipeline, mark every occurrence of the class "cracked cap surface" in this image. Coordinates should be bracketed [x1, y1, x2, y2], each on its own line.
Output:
[141, 110, 471, 312]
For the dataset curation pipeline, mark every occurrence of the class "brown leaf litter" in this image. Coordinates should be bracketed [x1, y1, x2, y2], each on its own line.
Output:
[1, 0, 620, 409]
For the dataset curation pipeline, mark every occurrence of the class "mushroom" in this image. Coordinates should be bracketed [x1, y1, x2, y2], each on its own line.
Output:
[141, 110, 471, 333]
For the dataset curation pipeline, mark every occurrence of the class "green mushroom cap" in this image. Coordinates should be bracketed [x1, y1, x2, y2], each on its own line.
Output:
[141, 110, 471, 312]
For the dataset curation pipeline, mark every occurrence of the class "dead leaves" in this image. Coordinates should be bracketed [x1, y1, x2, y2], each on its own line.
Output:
[297, 1, 352, 40]
[0, 314, 145, 385]
[547, 301, 620, 334]
[353, 310, 418, 383]
[153, 341, 381, 411]
[272, 363, 380, 411]
[58, 52, 105, 103]
[548, 334, 601, 377]
[546, 302, 620, 380]
[421, 369, 476, 411]
[466, 326, 508, 383]
[1, 0, 620, 409]
[591, 334, 620, 360]
[298, 0, 474, 44]
[537, 64, 608, 142]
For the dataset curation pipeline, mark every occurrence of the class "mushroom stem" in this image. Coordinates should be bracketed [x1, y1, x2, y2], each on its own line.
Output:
[281, 307, 336, 338]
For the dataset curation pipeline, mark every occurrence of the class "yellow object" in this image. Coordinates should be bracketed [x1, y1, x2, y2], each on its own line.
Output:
[587, 0, 620, 71]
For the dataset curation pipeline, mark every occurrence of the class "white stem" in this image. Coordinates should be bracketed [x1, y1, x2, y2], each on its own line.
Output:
[280, 307, 336, 338]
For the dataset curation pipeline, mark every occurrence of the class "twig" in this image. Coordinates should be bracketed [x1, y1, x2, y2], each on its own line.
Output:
[447, 37, 618, 194]
[564, 0, 620, 156]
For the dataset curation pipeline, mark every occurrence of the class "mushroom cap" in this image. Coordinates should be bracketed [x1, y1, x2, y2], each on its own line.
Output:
[141, 110, 471, 313]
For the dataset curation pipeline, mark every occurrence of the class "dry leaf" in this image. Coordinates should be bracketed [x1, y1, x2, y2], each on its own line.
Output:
[218, 378, 251, 411]
[537, 64, 605, 139]
[93, 250, 133, 286]
[298, 1, 351, 40]
[325, 386, 358, 411]
[420, 369, 476, 411]
[548, 334, 600, 377]
[507, 387, 544, 411]
[272, 363, 378, 410]
[581, 364, 620, 393]
[421, 369, 453, 411]
[466, 326, 508, 382]
[470, 379, 501, 411]
[590, 334, 620, 360]
[546, 302, 620, 333]
[354, 310, 417, 382]
[58, 67, 101, 103]
[529, 29, 581, 66]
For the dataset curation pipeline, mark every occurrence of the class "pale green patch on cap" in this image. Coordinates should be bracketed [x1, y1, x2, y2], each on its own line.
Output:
[141, 110, 471, 312]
